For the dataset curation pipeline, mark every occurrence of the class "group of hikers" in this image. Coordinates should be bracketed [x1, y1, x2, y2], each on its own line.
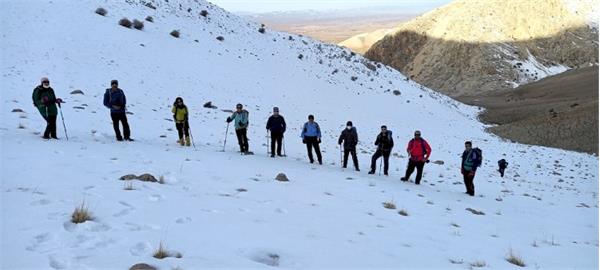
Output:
[31, 77, 510, 197]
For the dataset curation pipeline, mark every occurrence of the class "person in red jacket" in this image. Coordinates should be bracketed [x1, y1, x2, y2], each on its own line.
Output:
[400, 130, 431, 185]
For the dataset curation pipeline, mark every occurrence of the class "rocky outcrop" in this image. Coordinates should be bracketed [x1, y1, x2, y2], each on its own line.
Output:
[365, 0, 598, 98]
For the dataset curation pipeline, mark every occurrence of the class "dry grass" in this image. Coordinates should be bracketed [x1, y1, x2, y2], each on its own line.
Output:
[398, 209, 409, 216]
[153, 242, 182, 259]
[132, 19, 144, 30]
[470, 261, 486, 268]
[119, 18, 132, 28]
[170, 30, 180, 38]
[95, 7, 107, 16]
[506, 249, 526, 267]
[382, 201, 396, 209]
[71, 202, 93, 224]
[124, 181, 135, 191]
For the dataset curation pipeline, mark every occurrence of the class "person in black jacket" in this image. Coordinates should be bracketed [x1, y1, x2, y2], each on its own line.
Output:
[32, 77, 63, 139]
[497, 159, 508, 177]
[103, 79, 132, 141]
[338, 121, 359, 171]
[266, 107, 286, 157]
[368, 125, 394, 175]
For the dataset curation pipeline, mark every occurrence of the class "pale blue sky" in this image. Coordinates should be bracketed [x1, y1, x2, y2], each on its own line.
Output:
[209, 0, 452, 13]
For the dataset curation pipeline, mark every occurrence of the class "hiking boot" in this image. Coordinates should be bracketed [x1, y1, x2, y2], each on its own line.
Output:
[178, 139, 184, 146]
[185, 136, 191, 146]
[117, 137, 124, 142]
[125, 138, 134, 142]
[355, 168, 360, 172]
[271, 154, 275, 158]
[318, 160, 323, 165]
[400, 177, 408, 181]
[310, 160, 314, 164]
[368, 171, 375, 175]
[384, 172, 388, 176]
[42, 136, 50, 140]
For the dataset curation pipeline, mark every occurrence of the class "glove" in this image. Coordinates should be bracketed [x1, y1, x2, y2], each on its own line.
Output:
[226, 117, 232, 123]
[302, 138, 307, 144]
[317, 138, 321, 143]
[425, 159, 430, 164]
[338, 140, 342, 145]
[55, 98, 63, 104]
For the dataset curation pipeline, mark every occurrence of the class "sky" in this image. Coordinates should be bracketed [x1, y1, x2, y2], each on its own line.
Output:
[209, 0, 452, 13]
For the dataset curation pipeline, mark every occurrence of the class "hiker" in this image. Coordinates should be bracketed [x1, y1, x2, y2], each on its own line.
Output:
[266, 106, 286, 157]
[300, 114, 322, 164]
[497, 159, 508, 177]
[32, 77, 63, 139]
[338, 121, 359, 171]
[226, 103, 250, 153]
[103, 79, 132, 141]
[400, 130, 431, 184]
[461, 141, 482, 196]
[368, 125, 393, 175]
[172, 97, 191, 146]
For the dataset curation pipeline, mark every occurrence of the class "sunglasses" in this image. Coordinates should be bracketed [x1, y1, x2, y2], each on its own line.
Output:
[42, 81, 50, 84]
[415, 134, 421, 136]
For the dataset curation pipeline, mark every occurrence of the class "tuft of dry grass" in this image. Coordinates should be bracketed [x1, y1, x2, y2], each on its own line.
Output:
[95, 7, 107, 16]
[132, 19, 144, 30]
[470, 261, 486, 267]
[71, 202, 93, 224]
[119, 18, 132, 28]
[124, 181, 134, 191]
[398, 209, 409, 216]
[153, 242, 170, 259]
[170, 30, 180, 38]
[382, 201, 396, 209]
[506, 249, 526, 267]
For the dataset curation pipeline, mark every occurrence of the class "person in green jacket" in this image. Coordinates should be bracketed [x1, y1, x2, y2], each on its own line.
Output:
[226, 103, 250, 153]
[172, 97, 190, 146]
[32, 77, 62, 139]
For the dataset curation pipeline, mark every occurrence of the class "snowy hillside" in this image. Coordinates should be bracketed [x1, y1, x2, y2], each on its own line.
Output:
[1, 0, 598, 269]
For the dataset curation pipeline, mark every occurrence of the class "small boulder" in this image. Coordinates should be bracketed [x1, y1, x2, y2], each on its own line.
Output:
[70, 90, 84, 95]
[465, 208, 485, 215]
[216, 36, 224, 41]
[203, 101, 217, 109]
[392, 90, 401, 96]
[129, 263, 157, 270]
[11, 108, 24, 113]
[120, 174, 138, 180]
[432, 160, 444, 165]
[137, 173, 158, 182]
[275, 173, 289, 182]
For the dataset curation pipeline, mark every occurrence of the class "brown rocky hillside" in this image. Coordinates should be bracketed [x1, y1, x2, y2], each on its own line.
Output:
[364, 0, 599, 98]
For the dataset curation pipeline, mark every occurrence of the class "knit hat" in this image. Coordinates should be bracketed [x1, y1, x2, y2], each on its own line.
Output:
[273, 106, 279, 112]
[40, 77, 49, 83]
[346, 121, 353, 126]
[111, 79, 118, 86]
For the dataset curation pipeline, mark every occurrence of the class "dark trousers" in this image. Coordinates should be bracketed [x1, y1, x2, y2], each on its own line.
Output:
[404, 159, 425, 183]
[463, 172, 475, 196]
[304, 136, 322, 163]
[235, 128, 249, 152]
[42, 115, 57, 138]
[499, 167, 506, 177]
[344, 148, 359, 169]
[270, 131, 283, 156]
[111, 112, 130, 140]
[176, 122, 190, 139]
[370, 150, 390, 174]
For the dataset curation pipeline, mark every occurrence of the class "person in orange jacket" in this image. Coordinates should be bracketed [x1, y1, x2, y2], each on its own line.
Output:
[400, 130, 431, 185]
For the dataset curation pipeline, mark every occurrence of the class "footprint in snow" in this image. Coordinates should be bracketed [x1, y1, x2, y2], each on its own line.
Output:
[148, 194, 164, 202]
[30, 199, 52, 206]
[48, 255, 70, 269]
[129, 241, 152, 256]
[175, 217, 192, 224]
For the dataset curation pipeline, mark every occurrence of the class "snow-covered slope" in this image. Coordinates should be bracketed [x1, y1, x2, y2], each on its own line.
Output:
[1, 0, 598, 269]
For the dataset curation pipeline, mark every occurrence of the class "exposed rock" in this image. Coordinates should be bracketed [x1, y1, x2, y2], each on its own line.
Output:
[275, 173, 289, 182]
[70, 90, 84, 95]
[465, 207, 485, 215]
[119, 174, 138, 180]
[137, 173, 158, 182]
[432, 160, 445, 165]
[73, 106, 85, 110]
[129, 263, 157, 270]
[11, 108, 24, 113]
[203, 101, 217, 109]
[216, 36, 224, 41]
[392, 90, 401, 96]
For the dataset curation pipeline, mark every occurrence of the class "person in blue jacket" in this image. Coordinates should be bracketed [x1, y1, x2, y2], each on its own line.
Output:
[103, 79, 132, 141]
[300, 114, 322, 164]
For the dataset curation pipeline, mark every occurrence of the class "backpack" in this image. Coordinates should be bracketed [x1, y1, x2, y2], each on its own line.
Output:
[409, 138, 427, 156]
[473, 148, 482, 167]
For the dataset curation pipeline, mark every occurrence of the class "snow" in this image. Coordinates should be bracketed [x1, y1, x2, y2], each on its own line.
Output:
[563, 0, 600, 31]
[508, 50, 569, 87]
[1, 0, 598, 269]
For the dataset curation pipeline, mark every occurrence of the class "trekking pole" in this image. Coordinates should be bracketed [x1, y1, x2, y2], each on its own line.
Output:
[378, 146, 383, 176]
[187, 121, 196, 149]
[282, 136, 287, 157]
[267, 130, 270, 155]
[339, 144, 343, 168]
[222, 122, 230, 152]
[57, 103, 69, 141]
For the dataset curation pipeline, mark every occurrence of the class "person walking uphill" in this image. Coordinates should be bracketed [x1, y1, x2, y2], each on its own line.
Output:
[172, 97, 191, 146]
[32, 77, 63, 139]
[301, 115, 323, 164]
[338, 121, 359, 171]
[401, 130, 431, 184]
[461, 141, 482, 196]
[227, 103, 250, 154]
[497, 159, 508, 177]
[266, 107, 286, 157]
[369, 125, 393, 175]
[103, 80, 132, 141]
